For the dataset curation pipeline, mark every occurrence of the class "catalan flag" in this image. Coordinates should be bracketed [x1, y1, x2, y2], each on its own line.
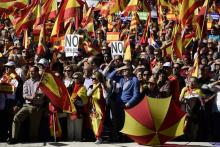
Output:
[39, 69, 75, 113]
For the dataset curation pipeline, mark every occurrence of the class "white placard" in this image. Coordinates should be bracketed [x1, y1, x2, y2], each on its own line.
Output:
[111, 41, 124, 58]
[64, 34, 79, 57]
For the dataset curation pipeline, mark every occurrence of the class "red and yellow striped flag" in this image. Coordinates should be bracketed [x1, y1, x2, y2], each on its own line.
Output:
[81, 7, 93, 28]
[0, 0, 29, 14]
[123, 0, 139, 16]
[39, 69, 75, 113]
[109, 0, 124, 14]
[99, 2, 109, 17]
[63, 0, 80, 22]
[192, 55, 199, 78]
[130, 11, 140, 32]
[14, 0, 39, 35]
[180, 0, 205, 27]
[171, 25, 183, 59]
[36, 25, 46, 55]
[124, 36, 132, 61]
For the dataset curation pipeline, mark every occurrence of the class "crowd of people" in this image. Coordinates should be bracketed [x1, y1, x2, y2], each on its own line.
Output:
[0, 0, 220, 145]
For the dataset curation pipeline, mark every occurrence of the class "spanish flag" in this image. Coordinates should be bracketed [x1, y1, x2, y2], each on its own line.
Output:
[63, 0, 80, 22]
[180, 0, 205, 27]
[14, 0, 39, 35]
[81, 7, 93, 28]
[34, 0, 58, 28]
[130, 11, 140, 32]
[124, 36, 132, 61]
[123, 0, 139, 16]
[191, 55, 199, 78]
[109, 0, 124, 14]
[39, 69, 75, 113]
[171, 25, 183, 59]
[99, 2, 109, 17]
[0, 0, 29, 14]
[36, 25, 46, 55]
[140, 12, 151, 44]
[49, 104, 62, 138]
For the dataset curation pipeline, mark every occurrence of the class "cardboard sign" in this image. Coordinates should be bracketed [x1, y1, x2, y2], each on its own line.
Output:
[106, 32, 120, 42]
[111, 41, 124, 57]
[64, 34, 80, 57]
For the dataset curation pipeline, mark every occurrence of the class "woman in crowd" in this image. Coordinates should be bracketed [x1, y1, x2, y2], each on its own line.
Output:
[87, 71, 108, 144]
[67, 72, 88, 141]
[179, 76, 205, 141]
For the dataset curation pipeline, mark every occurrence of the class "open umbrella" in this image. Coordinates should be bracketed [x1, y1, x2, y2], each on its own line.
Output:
[120, 96, 186, 145]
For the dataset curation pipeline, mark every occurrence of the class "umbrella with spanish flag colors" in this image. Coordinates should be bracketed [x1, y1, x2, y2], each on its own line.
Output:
[120, 96, 186, 145]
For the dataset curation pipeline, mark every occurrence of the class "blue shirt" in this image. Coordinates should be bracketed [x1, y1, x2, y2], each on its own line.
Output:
[108, 70, 140, 106]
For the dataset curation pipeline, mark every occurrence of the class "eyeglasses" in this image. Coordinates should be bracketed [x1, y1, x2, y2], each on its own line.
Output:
[92, 78, 97, 80]
[73, 77, 79, 79]
[64, 70, 71, 72]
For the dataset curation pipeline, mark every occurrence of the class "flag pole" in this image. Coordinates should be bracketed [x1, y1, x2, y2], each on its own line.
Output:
[52, 112, 57, 142]
[198, 0, 210, 47]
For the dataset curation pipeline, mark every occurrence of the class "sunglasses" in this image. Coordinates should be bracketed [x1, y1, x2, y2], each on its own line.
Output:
[73, 77, 79, 79]
[64, 70, 71, 72]
[92, 77, 97, 80]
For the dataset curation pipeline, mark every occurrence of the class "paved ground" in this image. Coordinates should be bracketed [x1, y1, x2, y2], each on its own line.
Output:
[0, 142, 219, 147]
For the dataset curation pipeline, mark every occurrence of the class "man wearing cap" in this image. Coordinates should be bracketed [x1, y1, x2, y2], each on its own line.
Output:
[0, 61, 23, 141]
[37, 58, 49, 75]
[163, 62, 181, 106]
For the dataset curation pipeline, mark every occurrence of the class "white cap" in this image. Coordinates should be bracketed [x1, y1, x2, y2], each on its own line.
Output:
[163, 62, 171, 67]
[38, 58, 49, 67]
[4, 61, 16, 67]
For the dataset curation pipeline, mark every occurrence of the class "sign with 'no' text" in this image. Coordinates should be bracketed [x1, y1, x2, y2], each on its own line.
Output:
[111, 41, 124, 57]
[65, 34, 80, 57]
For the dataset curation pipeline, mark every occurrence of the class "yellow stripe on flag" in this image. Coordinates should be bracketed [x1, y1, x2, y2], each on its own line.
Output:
[147, 96, 171, 131]
[147, 134, 160, 145]
[120, 111, 154, 136]
[41, 72, 61, 97]
[160, 115, 186, 137]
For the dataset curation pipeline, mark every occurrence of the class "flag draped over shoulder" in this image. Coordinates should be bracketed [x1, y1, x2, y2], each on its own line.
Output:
[39, 70, 75, 113]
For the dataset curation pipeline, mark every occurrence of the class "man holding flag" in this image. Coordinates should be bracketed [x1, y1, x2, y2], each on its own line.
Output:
[8, 66, 47, 144]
